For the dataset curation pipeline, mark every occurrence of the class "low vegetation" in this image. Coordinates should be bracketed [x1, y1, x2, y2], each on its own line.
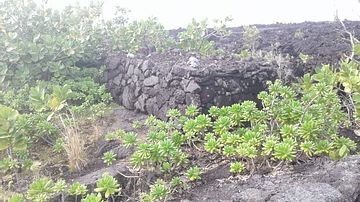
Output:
[0, 0, 359, 201]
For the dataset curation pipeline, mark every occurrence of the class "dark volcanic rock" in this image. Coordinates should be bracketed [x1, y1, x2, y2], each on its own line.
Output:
[105, 55, 279, 120]
[184, 155, 360, 202]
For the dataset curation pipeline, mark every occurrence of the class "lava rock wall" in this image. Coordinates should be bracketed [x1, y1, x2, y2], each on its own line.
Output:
[104, 55, 278, 120]
[104, 21, 360, 120]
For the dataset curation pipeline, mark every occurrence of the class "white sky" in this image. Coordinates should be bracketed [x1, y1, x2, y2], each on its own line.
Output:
[34, 0, 360, 29]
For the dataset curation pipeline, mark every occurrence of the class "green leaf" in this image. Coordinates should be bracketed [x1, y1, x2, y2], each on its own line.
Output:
[354, 44, 360, 56]
[56, 35, 63, 44]
[329, 151, 337, 160]
[53, 84, 72, 102]
[314, 67, 322, 74]
[302, 73, 312, 89]
[54, 71, 60, 77]
[48, 97, 63, 111]
[66, 49, 75, 56]
[0, 139, 10, 150]
[28, 178, 54, 199]
[94, 173, 120, 198]
[0, 63, 7, 75]
[0, 75, 6, 82]
[46, 112, 54, 122]
[338, 145, 348, 157]
[13, 140, 27, 150]
[30, 87, 45, 101]
[0, 127, 11, 136]
[8, 54, 20, 62]
[0, 106, 18, 122]
[353, 93, 360, 103]
[343, 83, 352, 93]
[7, 32, 18, 40]
[0, 76, 5, 83]
[31, 54, 39, 62]
[299, 53, 309, 63]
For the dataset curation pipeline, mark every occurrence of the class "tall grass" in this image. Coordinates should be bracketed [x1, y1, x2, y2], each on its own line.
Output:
[59, 111, 88, 172]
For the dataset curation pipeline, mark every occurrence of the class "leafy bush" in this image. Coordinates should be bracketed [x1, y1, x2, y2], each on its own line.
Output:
[102, 151, 116, 166]
[185, 166, 202, 181]
[243, 25, 261, 54]
[309, 56, 360, 125]
[0, 3, 110, 173]
[0, 0, 106, 89]
[107, 15, 233, 57]
[0, 106, 27, 152]
[231, 49, 250, 60]
[28, 84, 91, 172]
[94, 173, 121, 198]
[81, 193, 103, 202]
[177, 16, 233, 56]
[27, 178, 55, 202]
[8, 193, 24, 202]
[139, 179, 170, 202]
[107, 16, 172, 54]
[299, 52, 312, 63]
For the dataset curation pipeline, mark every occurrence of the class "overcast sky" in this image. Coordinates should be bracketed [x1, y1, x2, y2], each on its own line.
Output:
[34, 0, 360, 29]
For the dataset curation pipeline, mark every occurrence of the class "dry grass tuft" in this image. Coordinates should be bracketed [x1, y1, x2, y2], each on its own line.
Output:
[59, 113, 88, 173]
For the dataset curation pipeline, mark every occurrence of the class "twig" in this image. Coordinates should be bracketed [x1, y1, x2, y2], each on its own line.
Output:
[273, 160, 284, 170]
[339, 20, 360, 60]
[116, 169, 140, 178]
[300, 94, 320, 123]
[192, 141, 202, 151]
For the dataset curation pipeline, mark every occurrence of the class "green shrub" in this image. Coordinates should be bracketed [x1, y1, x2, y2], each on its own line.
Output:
[185, 166, 202, 181]
[243, 25, 261, 54]
[81, 193, 103, 202]
[0, 106, 27, 152]
[177, 16, 233, 56]
[299, 52, 311, 63]
[94, 173, 121, 198]
[102, 151, 116, 166]
[139, 179, 170, 202]
[27, 178, 55, 202]
[0, 0, 106, 89]
[15, 173, 122, 201]
[107, 16, 172, 54]
[8, 193, 24, 202]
